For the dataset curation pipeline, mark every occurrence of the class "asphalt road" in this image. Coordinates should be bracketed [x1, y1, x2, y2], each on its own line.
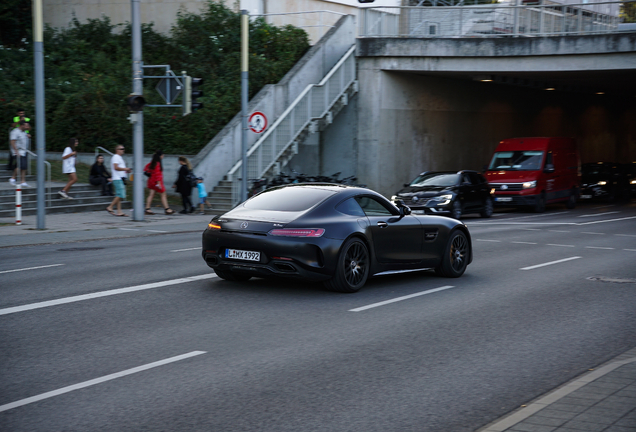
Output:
[1, 201, 635, 431]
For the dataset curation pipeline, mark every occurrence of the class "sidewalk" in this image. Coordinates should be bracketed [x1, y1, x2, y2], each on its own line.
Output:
[479, 348, 636, 432]
[0, 207, 216, 248]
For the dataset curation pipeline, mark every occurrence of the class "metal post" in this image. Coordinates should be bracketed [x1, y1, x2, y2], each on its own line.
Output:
[33, 0, 46, 229]
[241, 10, 249, 203]
[131, 0, 144, 221]
[15, 185, 22, 225]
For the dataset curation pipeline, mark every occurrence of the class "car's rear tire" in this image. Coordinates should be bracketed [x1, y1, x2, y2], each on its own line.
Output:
[324, 238, 369, 293]
[435, 230, 469, 278]
[214, 269, 252, 282]
[480, 197, 494, 218]
[451, 200, 462, 220]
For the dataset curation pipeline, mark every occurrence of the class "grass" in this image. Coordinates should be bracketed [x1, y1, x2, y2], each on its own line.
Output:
[2, 159, 184, 208]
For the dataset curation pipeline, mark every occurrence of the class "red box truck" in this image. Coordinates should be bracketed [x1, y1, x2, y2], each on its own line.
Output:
[485, 137, 581, 212]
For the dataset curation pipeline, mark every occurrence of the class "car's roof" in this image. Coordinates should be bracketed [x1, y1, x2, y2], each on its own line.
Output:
[417, 170, 478, 176]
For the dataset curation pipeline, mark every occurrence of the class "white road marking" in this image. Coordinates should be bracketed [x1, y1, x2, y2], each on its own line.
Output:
[592, 205, 616, 209]
[522, 228, 542, 231]
[616, 234, 636, 238]
[512, 241, 537, 245]
[0, 351, 207, 413]
[170, 247, 201, 252]
[146, 229, 168, 233]
[577, 211, 620, 218]
[582, 232, 605, 235]
[520, 256, 581, 270]
[549, 230, 570, 233]
[349, 286, 455, 312]
[0, 274, 217, 316]
[625, 249, 636, 252]
[476, 239, 501, 242]
[0, 264, 64, 275]
[578, 216, 636, 226]
[494, 211, 570, 221]
[547, 244, 575, 248]
[118, 228, 140, 231]
[585, 246, 614, 250]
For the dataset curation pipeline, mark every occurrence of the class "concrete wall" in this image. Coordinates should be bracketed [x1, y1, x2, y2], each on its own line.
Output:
[190, 14, 356, 194]
[355, 68, 636, 198]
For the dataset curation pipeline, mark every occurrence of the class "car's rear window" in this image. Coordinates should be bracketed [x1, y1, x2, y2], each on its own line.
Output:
[244, 187, 336, 212]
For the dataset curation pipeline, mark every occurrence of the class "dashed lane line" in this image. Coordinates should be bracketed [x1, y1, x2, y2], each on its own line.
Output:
[349, 286, 455, 312]
[577, 211, 620, 218]
[547, 244, 575, 248]
[520, 256, 581, 270]
[511, 241, 537, 245]
[0, 274, 217, 316]
[170, 247, 201, 252]
[585, 246, 614, 250]
[0, 264, 64, 275]
[0, 351, 207, 413]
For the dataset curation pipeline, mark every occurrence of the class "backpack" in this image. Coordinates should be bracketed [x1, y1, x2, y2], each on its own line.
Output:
[185, 171, 198, 188]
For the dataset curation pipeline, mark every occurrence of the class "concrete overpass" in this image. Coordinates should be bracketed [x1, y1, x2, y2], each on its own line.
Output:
[352, 33, 636, 197]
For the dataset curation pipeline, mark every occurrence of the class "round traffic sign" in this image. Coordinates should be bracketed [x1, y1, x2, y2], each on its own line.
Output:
[249, 111, 268, 134]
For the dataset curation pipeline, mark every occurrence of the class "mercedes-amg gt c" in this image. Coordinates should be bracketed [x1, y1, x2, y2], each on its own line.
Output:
[202, 184, 472, 293]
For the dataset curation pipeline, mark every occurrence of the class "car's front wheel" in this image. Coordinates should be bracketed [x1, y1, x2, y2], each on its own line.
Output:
[480, 197, 494, 218]
[451, 201, 462, 219]
[324, 238, 370, 293]
[214, 269, 252, 282]
[435, 230, 469, 278]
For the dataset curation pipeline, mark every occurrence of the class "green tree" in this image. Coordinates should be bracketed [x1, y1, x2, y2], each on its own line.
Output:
[0, 0, 309, 155]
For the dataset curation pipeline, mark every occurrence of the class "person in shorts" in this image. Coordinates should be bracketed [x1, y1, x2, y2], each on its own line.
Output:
[9, 120, 30, 187]
[58, 137, 78, 199]
[106, 145, 132, 217]
[196, 177, 213, 214]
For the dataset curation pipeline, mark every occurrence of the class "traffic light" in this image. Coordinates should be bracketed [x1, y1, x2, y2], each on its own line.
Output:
[184, 76, 204, 115]
[126, 94, 146, 112]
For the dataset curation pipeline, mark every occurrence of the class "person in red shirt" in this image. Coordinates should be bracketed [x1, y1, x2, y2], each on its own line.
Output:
[144, 149, 175, 215]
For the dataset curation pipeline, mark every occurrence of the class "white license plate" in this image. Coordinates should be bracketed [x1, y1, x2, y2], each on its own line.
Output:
[225, 249, 260, 261]
[580, 194, 592, 199]
[495, 197, 512, 202]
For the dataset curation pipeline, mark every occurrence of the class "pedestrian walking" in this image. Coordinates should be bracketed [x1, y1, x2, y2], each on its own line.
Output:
[172, 156, 195, 214]
[58, 137, 79, 199]
[106, 145, 132, 217]
[89, 154, 113, 196]
[144, 149, 175, 215]
[9, 120, 30, 187]
[196, 177, 213, 214]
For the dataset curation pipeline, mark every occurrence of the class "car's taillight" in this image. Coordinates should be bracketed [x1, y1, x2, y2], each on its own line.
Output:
[268, 228, 325, 237]
[208, 222, 221, 230]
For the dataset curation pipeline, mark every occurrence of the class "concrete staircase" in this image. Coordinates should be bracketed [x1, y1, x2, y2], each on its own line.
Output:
[207, 180, 233, 215]
[0, 172, 131, 217]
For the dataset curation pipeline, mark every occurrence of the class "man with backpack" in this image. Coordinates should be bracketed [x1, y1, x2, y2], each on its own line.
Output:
[172, 156, 196, 214]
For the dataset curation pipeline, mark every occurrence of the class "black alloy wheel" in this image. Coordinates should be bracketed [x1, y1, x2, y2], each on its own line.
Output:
[451, 200, 463, 220]
[324, 238, 370, 293]
[214, 269, 252, 282]
[435, 230, 469, 278]
[480, 197, 494, 218]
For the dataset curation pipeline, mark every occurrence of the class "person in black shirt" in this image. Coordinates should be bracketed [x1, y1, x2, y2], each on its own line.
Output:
[89, 154, 113, 196]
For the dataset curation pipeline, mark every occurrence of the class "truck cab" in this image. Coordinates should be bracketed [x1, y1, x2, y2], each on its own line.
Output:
[485, 137, 581, 212]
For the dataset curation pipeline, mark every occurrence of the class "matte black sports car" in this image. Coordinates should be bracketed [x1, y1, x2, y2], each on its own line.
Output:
[202, 184, 473, 293]
[391, 170, 493, 219]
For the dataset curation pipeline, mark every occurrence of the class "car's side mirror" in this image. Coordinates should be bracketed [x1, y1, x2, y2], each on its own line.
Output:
[544, 164, 555, 173]
[395, 199, 412, 216]
[404, 183, 410, 188]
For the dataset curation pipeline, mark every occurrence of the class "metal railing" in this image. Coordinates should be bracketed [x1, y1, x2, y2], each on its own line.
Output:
[24, 149, 52, 208]
[255, 10, 348, 42]
[226, 45, 357, 207]
[95, 146, 114, 157]
[359, 1, 625, 38]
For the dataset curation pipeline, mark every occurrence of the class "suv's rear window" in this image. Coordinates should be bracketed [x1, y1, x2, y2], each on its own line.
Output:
[244, 187, 336, 212]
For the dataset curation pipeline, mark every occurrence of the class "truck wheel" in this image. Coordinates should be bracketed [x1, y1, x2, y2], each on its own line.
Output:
[565, 189, 577, 209]
[534, 193, 546, 213]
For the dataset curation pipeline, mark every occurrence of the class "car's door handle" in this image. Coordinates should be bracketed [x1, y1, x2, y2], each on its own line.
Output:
[377, 221, 388, 228]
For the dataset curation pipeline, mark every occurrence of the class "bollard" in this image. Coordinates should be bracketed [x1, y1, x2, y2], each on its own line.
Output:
[15, 185, 22, 225]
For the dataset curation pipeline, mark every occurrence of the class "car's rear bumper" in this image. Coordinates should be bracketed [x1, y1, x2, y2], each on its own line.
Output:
[202, 230, 341, 281]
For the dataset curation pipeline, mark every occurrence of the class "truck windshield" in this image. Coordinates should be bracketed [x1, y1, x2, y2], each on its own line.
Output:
[488, 151, 544, 171]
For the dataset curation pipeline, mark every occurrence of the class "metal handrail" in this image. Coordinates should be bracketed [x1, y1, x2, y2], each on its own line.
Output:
[226, 44, 357, 207]
[24, 149, 52, 207]
[360, 1, 623, 38]
[95, 146, 114, 156]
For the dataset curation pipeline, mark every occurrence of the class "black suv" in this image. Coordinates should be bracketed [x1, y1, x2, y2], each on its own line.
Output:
[580, 162, 628, 202]
[392, 170, 494, 219]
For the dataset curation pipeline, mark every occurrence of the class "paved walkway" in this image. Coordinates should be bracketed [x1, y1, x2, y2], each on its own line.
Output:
[1, 209, 635, 432]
